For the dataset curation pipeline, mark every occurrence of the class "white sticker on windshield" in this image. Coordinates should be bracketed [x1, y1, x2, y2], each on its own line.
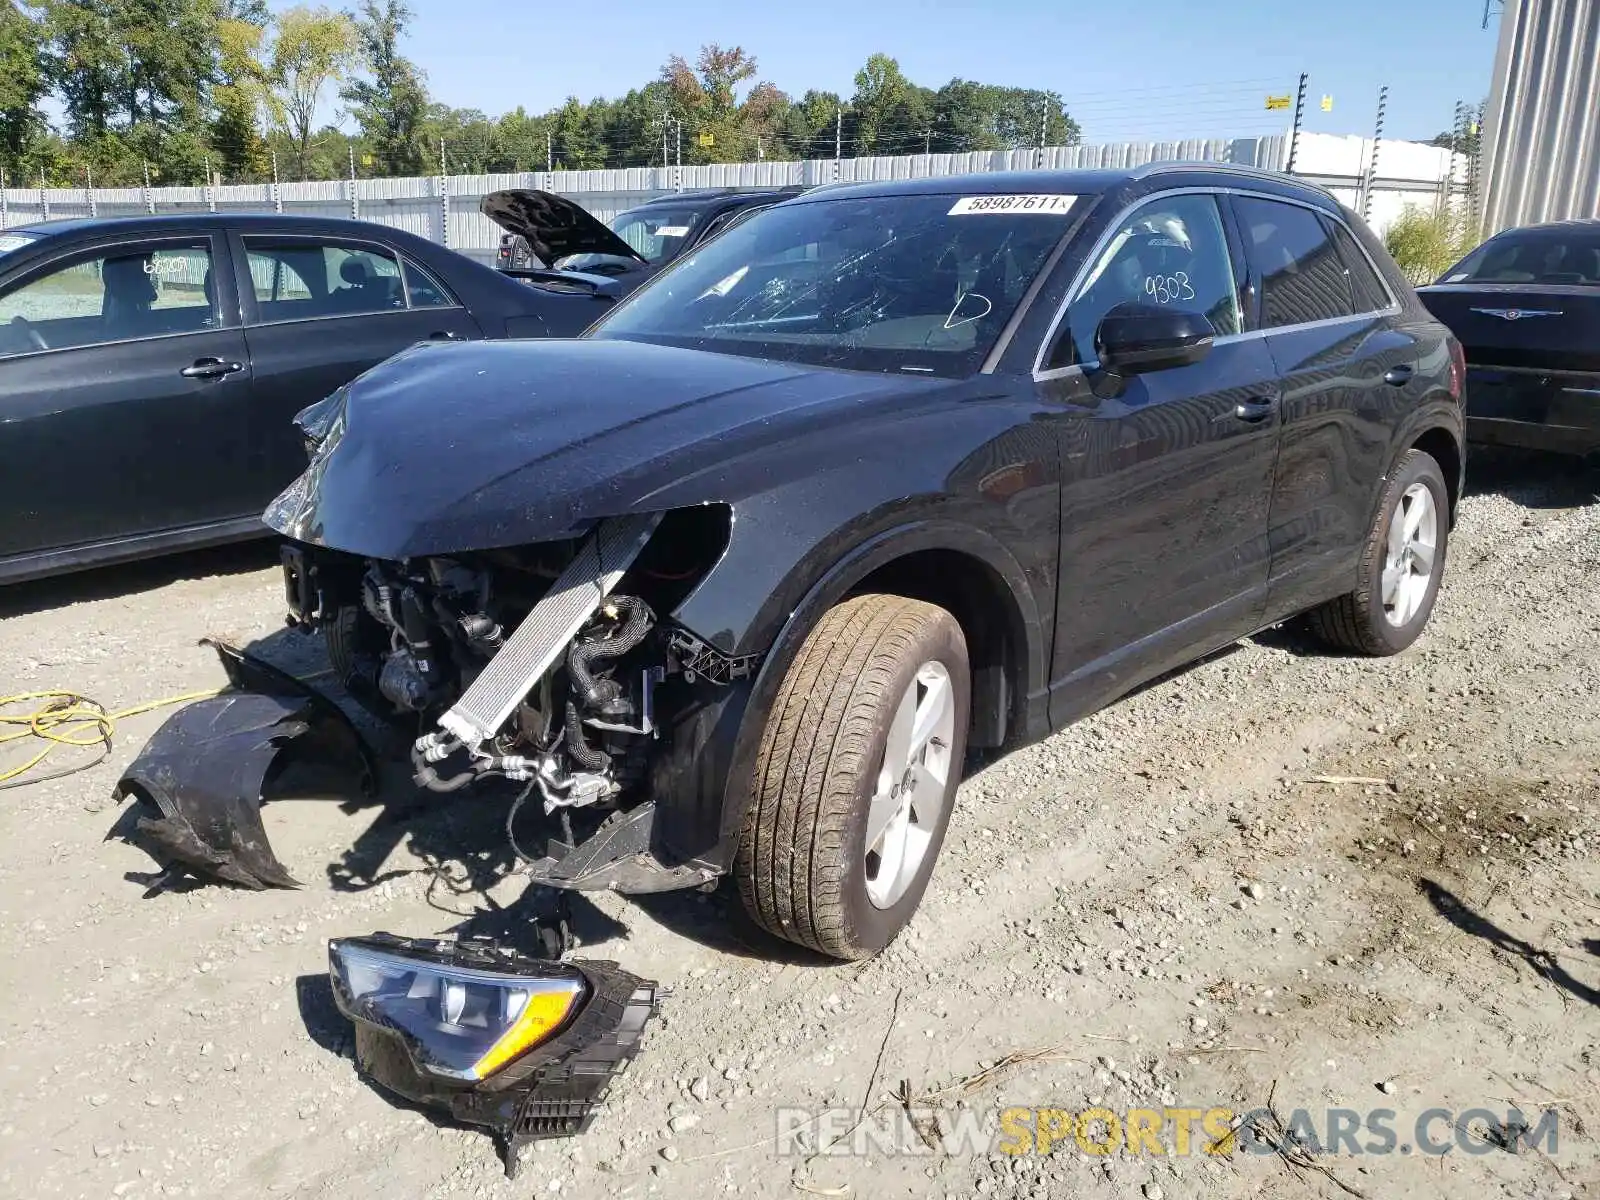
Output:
[652, 225, 690, 237]
[0, 234, 35, 255]
[948, 194, 1078, 216]
[1446, 272, 1469, 282]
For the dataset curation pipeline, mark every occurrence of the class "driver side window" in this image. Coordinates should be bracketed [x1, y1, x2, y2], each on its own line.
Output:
[1057, 193, 1240, 368]
[0, 240, 217, 359]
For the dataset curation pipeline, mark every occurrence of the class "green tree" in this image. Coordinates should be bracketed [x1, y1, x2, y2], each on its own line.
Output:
[211, 9, 270, 179]
[39, 0, 124, 140]
[342, 0, 426, 175]
[0, 1, 47, 174]
[263, 4, 357, 178]
[488, 105, 548, 171]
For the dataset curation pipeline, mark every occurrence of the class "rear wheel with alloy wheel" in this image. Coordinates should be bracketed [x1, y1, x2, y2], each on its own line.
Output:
[1309, 448, 1449, 655]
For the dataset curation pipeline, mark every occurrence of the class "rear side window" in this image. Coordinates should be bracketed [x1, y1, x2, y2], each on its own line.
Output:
[1234, 196, 1356, 328]
[244, 239, 405, 322]
[1326, 221, 1392, 312]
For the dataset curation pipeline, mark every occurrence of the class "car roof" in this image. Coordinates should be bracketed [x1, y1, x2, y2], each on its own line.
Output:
[789, 162, 1337, 206]
[1489, 217, 1600, 234]
[10, 211, 425, 239]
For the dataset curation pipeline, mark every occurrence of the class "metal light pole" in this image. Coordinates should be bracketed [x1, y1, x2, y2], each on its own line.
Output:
[1, 167, 8, 229]
[348, 144, 358, 220]
[834, 106, 843, 181]
[86, 165, 95, 217]
[270, 150, 282, 212]
[674, 117, 682, 191]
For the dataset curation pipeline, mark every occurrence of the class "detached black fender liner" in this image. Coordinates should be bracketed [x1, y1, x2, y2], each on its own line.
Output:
[109, 639, 376, 893]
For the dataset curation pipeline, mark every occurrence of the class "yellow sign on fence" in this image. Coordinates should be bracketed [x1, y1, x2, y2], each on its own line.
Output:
[1265, 95, 1292, 111]
[698, 132, 715, 148]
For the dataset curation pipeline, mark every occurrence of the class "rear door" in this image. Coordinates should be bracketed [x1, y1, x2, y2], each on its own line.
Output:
[232, 230, 483, 509]
[1041, 190, 1282, 723]
[0, 233, 256, 563]
[1229, 194, 1424, 618]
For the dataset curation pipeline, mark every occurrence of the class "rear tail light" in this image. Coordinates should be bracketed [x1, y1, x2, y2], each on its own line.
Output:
[1447, 337, 1466, 402]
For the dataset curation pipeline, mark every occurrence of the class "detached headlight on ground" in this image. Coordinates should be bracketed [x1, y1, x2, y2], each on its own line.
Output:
[327, 933, 661, 1177]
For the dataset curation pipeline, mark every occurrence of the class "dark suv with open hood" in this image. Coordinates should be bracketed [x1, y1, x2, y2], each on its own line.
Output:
[123, 165, 1466, 962]
[483, 187, 806, 332]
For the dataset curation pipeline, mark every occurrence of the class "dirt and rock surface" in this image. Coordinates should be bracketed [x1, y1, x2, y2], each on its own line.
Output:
[2, 449, 1598, 1200]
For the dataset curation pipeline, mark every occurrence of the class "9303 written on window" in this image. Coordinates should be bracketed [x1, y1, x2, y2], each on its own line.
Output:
[1064, 194, 1241, 367]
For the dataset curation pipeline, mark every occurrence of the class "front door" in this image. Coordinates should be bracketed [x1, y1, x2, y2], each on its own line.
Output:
[0, 234, 255, 564]
[1040, 191, 1282, 726]
[233, 232, 482, 510]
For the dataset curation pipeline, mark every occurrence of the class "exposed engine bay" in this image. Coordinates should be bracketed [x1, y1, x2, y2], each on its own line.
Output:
[270, 505, 756, 890]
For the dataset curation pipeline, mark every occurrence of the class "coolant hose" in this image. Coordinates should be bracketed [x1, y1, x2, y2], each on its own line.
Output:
[565, 701, 610, 772]
[567, 596, 654, 709]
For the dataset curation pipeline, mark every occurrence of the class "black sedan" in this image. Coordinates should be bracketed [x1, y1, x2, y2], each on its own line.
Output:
[1418, 218, 1600, 458]
[180, 163, 1463, 961]
[0, 211, 584, 584]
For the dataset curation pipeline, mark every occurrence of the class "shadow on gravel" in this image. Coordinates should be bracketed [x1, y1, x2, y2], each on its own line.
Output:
[295, 973, 351, 1059]
[1464, 446, 1598, 510]
[1421, 878, 1600, 1008]
[0, 538, 282, 619]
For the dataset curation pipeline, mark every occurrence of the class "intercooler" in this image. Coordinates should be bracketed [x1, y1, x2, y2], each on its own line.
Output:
[435, 514, 661, 750]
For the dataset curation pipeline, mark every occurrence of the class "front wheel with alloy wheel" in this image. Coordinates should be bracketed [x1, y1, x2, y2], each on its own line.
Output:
[1308, 448, 1450, 655]
[735, 594, 970, 960]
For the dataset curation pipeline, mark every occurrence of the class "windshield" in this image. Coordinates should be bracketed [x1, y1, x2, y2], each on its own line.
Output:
[589, 192, 1079, 376]
[0, 233, 38, 258]
[554, 205, 701, 274]
[1442, 227, 1600, 286]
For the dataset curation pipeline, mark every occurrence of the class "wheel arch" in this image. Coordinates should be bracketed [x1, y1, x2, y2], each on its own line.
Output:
[1410, 424, 1463, 525]
[705, 521, 1047, 864]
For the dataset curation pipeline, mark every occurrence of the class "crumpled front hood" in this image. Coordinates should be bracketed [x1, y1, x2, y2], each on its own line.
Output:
[264, 338, 938, 559]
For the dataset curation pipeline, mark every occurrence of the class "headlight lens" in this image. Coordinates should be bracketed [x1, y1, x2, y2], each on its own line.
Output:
[329, 937, 586, 1080]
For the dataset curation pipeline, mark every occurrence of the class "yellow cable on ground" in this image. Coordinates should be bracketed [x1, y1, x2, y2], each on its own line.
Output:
[0, 688, 225, 788]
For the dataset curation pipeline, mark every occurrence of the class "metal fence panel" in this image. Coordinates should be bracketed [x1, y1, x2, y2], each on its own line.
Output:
[1480, 0, 1600, 234]
[2, 132, 1463, 254]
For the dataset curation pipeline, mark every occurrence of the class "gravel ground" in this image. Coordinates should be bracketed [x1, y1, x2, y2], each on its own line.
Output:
[2, 448, 1598, 1200]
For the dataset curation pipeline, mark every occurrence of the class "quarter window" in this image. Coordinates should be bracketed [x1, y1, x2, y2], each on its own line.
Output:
[0, 240, 216, 358]
[1327, 220, 1392, 313]
[402, 258, 456, 307]
[1060, 193, 1241, 368]
[1234, 197, 1356, 328]
[244, 239, 405, 322]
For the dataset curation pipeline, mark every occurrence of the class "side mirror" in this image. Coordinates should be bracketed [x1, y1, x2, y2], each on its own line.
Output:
[1095, 303, 1216, 375]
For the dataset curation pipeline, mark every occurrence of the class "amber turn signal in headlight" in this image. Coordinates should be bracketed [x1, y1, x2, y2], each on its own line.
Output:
[329, 935, 586, 1080]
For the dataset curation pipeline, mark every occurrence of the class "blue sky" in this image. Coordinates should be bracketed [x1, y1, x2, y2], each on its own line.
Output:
[301, 0, 1503, 145]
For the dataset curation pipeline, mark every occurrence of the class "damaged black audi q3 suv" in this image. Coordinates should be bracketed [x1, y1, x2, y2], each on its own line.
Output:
[258, 164, 1465, 960]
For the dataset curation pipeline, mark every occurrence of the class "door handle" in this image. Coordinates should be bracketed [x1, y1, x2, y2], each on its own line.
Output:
[180, 357, 244, 379]
[1383, 364, 1415, 387]
[1233, 398, 1278, 423]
